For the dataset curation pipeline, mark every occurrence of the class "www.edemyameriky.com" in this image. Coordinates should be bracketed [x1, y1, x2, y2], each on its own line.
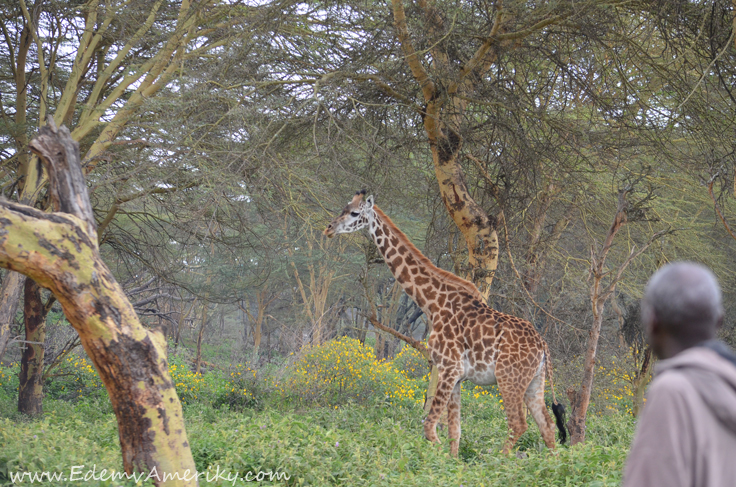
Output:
[9, 464, 291, 484]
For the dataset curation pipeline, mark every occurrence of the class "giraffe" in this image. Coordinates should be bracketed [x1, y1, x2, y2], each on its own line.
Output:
[324, 190, 566, 456]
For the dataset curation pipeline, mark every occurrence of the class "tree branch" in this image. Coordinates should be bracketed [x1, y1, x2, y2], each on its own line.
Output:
[708, 176, 736, 242]
[391, 0, 436, 101]
[362, 312, 430, 362]
[28, 119, 97, 239]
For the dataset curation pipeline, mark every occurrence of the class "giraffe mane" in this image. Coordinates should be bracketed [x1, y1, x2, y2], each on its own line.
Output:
[372, 205, 484, 301]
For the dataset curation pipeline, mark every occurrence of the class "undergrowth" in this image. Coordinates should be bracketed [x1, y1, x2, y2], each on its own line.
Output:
[0, 338, 638, 486]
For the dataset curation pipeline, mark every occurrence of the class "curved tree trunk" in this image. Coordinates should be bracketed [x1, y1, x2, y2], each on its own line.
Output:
[391, 0, 501, 299]
[0, 121, 197, 485]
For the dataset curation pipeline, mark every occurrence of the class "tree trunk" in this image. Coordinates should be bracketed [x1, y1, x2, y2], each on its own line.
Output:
[632, 347, 653, 418]
[391, 0, 506, 297]
[424, 364, 440, 416]
[175, 298, 197, 349]
[18, 278, 46, 416]
[567, 303, 605, 444]
[565, 188, 664, 445]
[0, 271, 25, 361]
[253, 315, 262, 354]
[3, 122, 197, 485]
[195, 304, 208, 375]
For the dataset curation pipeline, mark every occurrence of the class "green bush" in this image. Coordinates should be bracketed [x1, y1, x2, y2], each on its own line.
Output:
[0, 361, 19, 400]
[277, 337, 424, 408]
[213, 364, 270, 411]
[44, 353, 105, 402]
[392, 344, 430, 379]
[168, 355, 211, 406]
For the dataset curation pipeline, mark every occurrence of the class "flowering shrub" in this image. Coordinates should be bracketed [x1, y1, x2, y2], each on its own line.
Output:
[45, 354, 104, 400]
[596, 354, 640, 415]
[464, 382, 502, 406]
[169, 355, 210, 405]
[392, 344, 430, 379]
[0, 361, 19, 399]
[559, 351, 642, 416]
[213, 364, 268, 411]
[278, 337, 425, 407]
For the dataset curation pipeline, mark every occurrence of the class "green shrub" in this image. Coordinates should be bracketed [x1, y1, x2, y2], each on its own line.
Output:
[45, 354, 105, 401]
[278, 337, 424, 408]
[392, 344, 430, 379]
[0, 397, 634, 487]
[213, 364, 270, 411]
[0, 361, 19, 400]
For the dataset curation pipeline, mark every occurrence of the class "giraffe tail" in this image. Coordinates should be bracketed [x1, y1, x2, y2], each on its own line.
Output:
[544, 342, 568, 444]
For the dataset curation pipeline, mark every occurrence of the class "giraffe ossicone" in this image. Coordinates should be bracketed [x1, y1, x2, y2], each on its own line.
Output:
[324, 191, 567, 456]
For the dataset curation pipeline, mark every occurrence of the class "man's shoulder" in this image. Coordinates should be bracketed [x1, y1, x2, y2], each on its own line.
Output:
[648, 367, 697, 399]
[655, 344, 736, 385]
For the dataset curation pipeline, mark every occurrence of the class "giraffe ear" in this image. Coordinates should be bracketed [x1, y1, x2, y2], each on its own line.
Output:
[365, 195, 375, 209]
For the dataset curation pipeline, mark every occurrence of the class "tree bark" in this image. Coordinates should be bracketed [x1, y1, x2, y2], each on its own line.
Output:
[0, 271, 25, 361]
[567, 300, 606, 444]
[1, 121, 198, 485]
[195, 303, 209, 375]
[567, 194, 629, 445]
[239, 287, 276, 360]
[18, 277, 46, 416]
[391, 0, 502, 297]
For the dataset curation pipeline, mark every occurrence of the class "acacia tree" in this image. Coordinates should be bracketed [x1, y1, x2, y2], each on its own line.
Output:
[566, 183, 669, 444]
[0, 0, 246, 360]
[1, 121, 197, 484]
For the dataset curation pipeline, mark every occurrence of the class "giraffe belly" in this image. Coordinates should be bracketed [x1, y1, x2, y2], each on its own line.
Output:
[464, 358, 497, 386]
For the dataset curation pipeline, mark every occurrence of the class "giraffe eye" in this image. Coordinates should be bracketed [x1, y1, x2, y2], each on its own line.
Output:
[350, 211, 360, 217]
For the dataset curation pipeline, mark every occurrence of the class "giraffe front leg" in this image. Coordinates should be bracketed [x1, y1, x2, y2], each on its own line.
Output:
[447, 381, 462, 458]
[424, 366, 459, 445]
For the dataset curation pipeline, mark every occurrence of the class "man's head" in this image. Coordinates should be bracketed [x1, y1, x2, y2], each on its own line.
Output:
[641, 262, 724, 359]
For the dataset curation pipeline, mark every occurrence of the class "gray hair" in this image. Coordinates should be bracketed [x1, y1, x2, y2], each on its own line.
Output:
[641, 262, 723, 336]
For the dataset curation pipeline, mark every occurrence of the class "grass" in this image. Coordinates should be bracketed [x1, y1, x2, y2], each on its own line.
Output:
[0, 393, 634, 486]
[0, 338, 637, 486]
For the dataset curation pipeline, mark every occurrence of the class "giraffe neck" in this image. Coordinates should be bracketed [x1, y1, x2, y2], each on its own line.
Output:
[367, 206, 482, 316]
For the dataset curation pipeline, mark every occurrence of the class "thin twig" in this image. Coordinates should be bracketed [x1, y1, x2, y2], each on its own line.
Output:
[500, 213, 584, 332]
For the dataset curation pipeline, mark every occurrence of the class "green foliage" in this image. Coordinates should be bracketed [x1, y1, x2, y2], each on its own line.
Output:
[558, 350, 647, 417]
[277, 337, 424, 408]
[44, 354, 105, 402]
[392, 345, 430, 379]
[0, 394, 634, 486]
[168, 355, 215, 406]
[0, 362, 19, 400]
[212, 364, 269, 412]
[0, 338, 640, 485]
[0, 402, 148, 486]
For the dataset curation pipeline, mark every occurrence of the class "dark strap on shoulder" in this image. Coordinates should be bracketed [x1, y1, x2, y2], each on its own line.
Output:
[698, 339, 736, 369]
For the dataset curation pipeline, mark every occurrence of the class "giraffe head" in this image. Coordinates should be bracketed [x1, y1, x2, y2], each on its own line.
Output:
[323, 190, 374, 238]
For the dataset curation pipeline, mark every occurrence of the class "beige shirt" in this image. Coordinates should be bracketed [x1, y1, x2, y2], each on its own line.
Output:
[623, 346, 736, 487]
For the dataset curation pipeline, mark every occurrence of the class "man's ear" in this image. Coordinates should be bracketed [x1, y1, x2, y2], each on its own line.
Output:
[365, 195, 375, 209]
[716, 313, 724, 330]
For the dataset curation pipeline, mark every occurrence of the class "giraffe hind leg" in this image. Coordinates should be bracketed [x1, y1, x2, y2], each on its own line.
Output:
[524, 366, 556, 449]
[447, 381, 462, 458]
